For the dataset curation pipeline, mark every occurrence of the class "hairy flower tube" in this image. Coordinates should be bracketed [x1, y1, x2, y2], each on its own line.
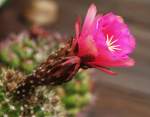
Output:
[71, 4, 136, 74]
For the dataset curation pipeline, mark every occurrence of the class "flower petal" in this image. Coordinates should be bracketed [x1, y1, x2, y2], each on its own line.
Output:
[91, 64, 117, 75]
[75, 17, 81, 39]
[90, 57, 135, 67]
[78, 35, 98, 57]
[82, 4, 97, 34]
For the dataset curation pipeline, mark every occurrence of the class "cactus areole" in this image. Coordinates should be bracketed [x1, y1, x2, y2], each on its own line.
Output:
[14, 4, 136, 99]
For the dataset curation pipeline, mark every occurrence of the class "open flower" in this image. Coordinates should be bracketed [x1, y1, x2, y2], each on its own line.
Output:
[72, 4, 136, 75]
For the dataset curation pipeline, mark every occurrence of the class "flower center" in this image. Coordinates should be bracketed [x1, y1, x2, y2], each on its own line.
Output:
[106, 34, 121, 52]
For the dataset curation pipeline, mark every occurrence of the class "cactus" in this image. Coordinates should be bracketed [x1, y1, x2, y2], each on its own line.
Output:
[58, 71, 92, 117]
[0, 28, 64, 73]
[0, 68, 66, 117]
[0, 27, 92, 117]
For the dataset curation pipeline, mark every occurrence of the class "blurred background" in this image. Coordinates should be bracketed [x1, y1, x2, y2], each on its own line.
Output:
[0, 0, 150, 117]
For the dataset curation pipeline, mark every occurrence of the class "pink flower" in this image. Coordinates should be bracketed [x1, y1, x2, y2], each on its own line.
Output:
[72, 4, 136, 75]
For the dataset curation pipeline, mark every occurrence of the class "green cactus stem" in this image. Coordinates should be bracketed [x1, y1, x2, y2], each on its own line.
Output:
[0, 27, 93, 117]
[59, 71, 92, 117]
[0, 27, 64, 74]
[0, 68, 66, 117]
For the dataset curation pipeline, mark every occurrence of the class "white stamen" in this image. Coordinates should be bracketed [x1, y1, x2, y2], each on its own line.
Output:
[106, 34, 121, 52]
